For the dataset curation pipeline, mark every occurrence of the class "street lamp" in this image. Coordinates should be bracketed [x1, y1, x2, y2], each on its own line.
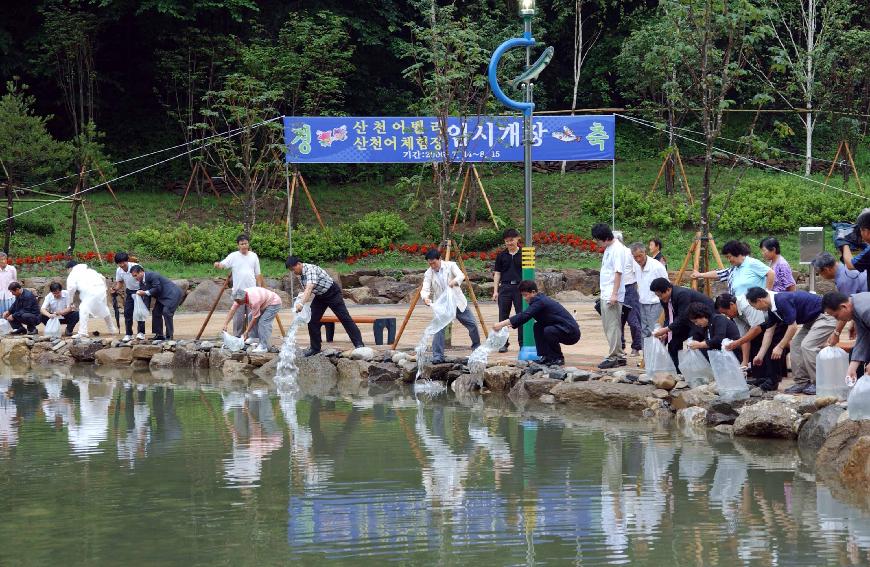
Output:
[488, 0, 551, 361]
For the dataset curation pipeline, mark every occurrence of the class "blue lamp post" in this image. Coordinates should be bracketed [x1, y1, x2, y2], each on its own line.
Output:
[488, 0, 552, 361]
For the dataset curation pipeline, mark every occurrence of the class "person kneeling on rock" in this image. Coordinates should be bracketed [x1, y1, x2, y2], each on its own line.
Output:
[223, 287, 282, 354]
[493, 280, 580, 367]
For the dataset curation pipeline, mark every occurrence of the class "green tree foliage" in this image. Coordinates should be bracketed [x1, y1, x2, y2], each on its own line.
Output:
[0, 81, 68, 187]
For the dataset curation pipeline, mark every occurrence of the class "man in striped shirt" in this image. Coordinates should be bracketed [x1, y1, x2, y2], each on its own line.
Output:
[286, 256, 364, 356]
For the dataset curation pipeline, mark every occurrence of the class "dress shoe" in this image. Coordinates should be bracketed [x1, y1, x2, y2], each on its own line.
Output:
[548, 357, 565, 367]
[803, 383, 816, 395]
[302, 348, 321, 357]
[783, 383, 806, 394]
[598, 358, 627, 369]
[498, 343, 509, 353]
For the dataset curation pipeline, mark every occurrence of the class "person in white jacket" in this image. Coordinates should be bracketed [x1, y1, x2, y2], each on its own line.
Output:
[66, 261, 117, 338]
[421, 249, 480, 364]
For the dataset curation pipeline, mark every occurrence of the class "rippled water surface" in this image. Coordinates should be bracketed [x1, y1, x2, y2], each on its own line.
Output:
[2, 367, 870, 566]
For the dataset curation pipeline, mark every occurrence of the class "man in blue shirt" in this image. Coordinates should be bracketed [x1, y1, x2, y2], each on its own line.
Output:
[746, 287, 837, 395]
[493, 280, 580, 367]
[814, 251, 867, 295]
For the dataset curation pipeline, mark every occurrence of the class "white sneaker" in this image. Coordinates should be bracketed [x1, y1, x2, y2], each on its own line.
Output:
[251, 345, 268, 354]
[244, 338, 256, 345]
[122, 335, 132, 342]
[136, 333, 145, 340]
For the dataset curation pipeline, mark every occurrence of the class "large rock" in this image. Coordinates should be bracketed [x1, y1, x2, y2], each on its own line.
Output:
[798, 404, 845, 453]
[173, 279, 190, 295]
[366, 362, 401, 382]
[295, 354, 338, 397]
[524, 377, 561, 397]
[360, 296, 393, 305]
[401, 273, 425, 287]
[817, 420, 870, 491]
[336, 358, 369, 383]
[339, 272, 361, 288]
[652, 373, 677, 390]
[550, 381, 657, 410]
[247, 352, 276, 368]
[706, 401, 739, 426]
[535, 271, 566, 296]
[94, 347, 133, 366]
[343, 287, 371, 304]
[149, 352, 175, 369]
[181, 279, 234, 312]
[359, 275, 394, 287]
[554, 290, 590, 303]
[367, 279, 416, 302]
[677, 407, 708, 428]
[0, 338, 30, 365]
[30, 341, 74, 366]
[733, 400, 799, 439]
[173, 347, 209, 369]
[253, 355, 280, 379]
[563, 268, 599, 296]
[68, 340, 106, 362]
[484, 365, 522, 392]
[131, 344, 162, 360]
[671, 384, 718, 410]
[222, 359, 255, 377]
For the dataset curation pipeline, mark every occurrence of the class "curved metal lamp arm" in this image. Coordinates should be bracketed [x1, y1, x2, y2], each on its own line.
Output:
[487, 36, 536, 117]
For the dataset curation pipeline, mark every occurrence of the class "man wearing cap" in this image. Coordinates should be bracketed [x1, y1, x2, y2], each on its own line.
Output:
[223, 287, 282, 353]
[286, 256, 364, 356]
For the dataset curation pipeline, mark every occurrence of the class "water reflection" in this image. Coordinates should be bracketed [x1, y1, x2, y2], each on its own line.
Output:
[2, 372, 870, 565]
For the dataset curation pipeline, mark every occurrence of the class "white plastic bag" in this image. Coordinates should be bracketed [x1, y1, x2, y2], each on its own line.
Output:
[0, 319, 11, 336]
[44, 316, 62, 338]
[816, 346, 850, 399]
[678, 347, 715, 388]
[468, 327, 511, 377]
[848, 375, 870, 420]
[643, 335, 677, 375]
[222, 331, 245, 352]
[709, 339, 749, 402]
[415, 289, 457, 378]
[132, 294, 149, 322]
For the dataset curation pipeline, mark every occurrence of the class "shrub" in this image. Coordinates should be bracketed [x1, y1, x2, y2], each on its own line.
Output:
[347, 211, 408, 248]
[15, 216, 55, 236]
[454, 227, 503, 252]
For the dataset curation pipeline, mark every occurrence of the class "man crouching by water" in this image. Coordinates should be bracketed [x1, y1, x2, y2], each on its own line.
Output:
[493, 280, 580, 367]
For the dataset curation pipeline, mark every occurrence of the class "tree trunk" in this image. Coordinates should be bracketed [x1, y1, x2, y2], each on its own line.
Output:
[805, 109, 813, 176]
[3, 181, 12, 255]
[700, 136, 714, 275]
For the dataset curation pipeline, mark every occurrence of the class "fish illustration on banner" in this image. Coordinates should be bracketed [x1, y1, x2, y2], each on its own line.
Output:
[284, 115, 615, 164]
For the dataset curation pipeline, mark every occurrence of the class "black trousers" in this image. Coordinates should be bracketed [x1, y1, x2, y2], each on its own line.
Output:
[152, 298, 179, 339]
[533, 322, 580, 360]
[124, 289, 150, 335]
[10, 312, 40, 332]
[748, 323, 788, 384]
[668, 326, 704, 372]
[308, 283, 364, 351]
[497, 283, 523, 347]
[40, 312, 80, 334]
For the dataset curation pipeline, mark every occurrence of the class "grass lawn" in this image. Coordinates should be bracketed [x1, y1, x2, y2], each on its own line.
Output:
[7, 155, 861, 281]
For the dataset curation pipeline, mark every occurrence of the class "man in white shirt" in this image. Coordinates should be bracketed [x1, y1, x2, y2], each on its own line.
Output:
[66, 260, 116, 338]
[421, 249, 480, 364]
[40, 282, 79, 336]
[0, 253, 17, 315]
[215, 234, 263, 336]
[112, 252, 148, 341]
[593, 223, 627, 368]
[630, 242, 668, 339]
[620, 238, 643, 356]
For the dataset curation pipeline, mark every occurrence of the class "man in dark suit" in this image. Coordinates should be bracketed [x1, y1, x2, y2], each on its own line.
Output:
[493, 280, 580, 366]
[130, 266, 183, 340]
[3, 282, 40, 334]
[650, 278, 714, 370]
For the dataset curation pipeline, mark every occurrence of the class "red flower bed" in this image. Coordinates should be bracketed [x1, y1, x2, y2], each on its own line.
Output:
[7, 251, 116, 268]
[344, 232, 602, 264]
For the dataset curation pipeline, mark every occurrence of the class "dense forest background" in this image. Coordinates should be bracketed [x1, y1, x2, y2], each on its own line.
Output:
[1, 0, 870, 272]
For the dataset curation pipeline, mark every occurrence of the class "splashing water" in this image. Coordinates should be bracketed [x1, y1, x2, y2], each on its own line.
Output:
[275, 296, 312, 391]
[462, 327, 510, 389]
[413, 290, 457, 395]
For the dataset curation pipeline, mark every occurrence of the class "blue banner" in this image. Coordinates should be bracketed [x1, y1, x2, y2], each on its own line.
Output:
[283, 115, 614, 163]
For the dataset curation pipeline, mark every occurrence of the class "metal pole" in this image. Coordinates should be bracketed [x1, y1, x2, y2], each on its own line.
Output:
[611, 158, 616, 227]
[285, 161, 294, 299]
[519, 14, 538, 361]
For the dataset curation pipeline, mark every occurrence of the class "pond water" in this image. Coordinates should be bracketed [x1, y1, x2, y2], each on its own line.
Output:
[2, 368, 870, 566]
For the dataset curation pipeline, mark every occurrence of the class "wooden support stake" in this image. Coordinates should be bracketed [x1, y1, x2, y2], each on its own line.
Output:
[275, 314, 286, 338]
[392, 286, 421, 349]
[297, 173, 326, 229]
[452, 167, 471, 230]
[674, 147, 694, 205]
[68, 166, 85, 255]
[195, 275, 231, 341]
[844, 141, 864, 192]
[708, 237, 725, 269]
[94, 163, 120, 205]
[200, 164, 224, 198]
[824, 141, 845, 187]
[176, 162, 201, 218]
[452, 239, 488, 338]
[650, 150, 670, 194]
[471, 166, 499, 230]
[80, 201, 103, 265]
[673, 233, 699, 287]
[692, 236, 702, 291]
